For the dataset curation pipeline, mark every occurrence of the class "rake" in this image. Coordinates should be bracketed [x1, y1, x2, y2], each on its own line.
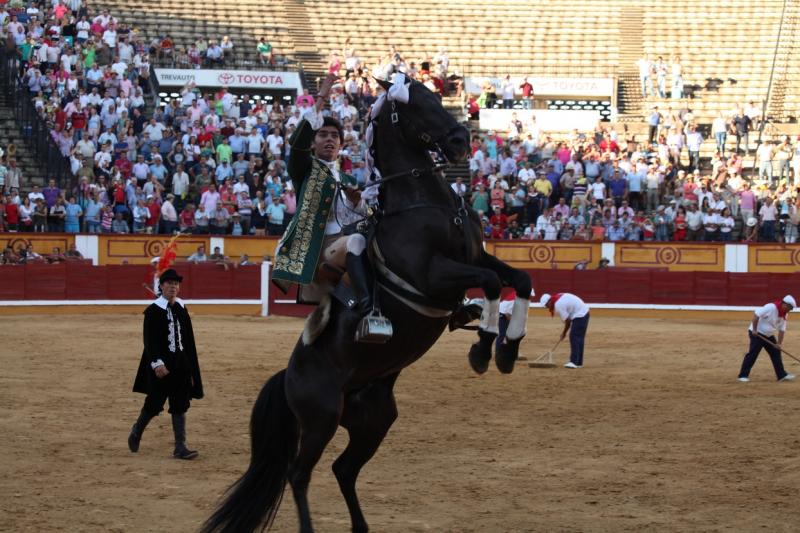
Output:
[757, 334, 800, 365]
[528, 338, 563, 369]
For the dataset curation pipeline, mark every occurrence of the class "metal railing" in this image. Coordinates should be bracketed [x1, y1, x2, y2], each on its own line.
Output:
[0, 47, 71, 189]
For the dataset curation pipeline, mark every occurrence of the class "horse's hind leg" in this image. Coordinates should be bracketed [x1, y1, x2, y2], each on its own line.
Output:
[333, 374, 400, 533]
[285, 358, 344, 533]
[479, 252, 532, 374]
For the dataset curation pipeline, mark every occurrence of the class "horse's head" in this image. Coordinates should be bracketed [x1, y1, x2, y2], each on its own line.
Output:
[376, 77, 470, 164]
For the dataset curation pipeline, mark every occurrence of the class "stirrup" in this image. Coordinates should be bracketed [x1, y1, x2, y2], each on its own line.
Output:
[355, 309, 393, 344]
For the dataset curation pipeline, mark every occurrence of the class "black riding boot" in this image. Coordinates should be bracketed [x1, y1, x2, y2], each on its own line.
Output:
[347, 252, 393, 343]
[171, 413, 198, 460]
[346, 251, 372, 315]
[128, 408, 155, 453]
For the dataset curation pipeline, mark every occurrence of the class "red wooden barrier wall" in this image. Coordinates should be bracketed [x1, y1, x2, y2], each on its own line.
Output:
[0, 264, 260, 300]
[1, 264, 797, 308]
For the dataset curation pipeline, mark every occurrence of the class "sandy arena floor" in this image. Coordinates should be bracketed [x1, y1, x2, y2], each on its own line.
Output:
[1, 313, 800, 532]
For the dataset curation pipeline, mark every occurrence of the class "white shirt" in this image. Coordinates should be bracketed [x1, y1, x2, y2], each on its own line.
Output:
[686, 210, 704, 230]
[266, 134, 283, 155]
[232, 182, 250, 195]
[319, 159, 366, 235]
[749, 303, 787, 337]
[517, 168, 535, 184]
[501, 80, 515, 99]
[160, 201, 177, 222]
[553, 293, 590, 321]
[144, 122, 165, 142]
[172, 172, 189, 196]
[248, 133, 265, 153]
[702, 213, 720, 230]
[591, 182, 606, 200]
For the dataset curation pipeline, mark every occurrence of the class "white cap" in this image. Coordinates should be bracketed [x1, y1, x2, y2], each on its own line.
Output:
[746, 217, 757, 227]
[783, 295, 796, 308]
[539, 293, 551, 306]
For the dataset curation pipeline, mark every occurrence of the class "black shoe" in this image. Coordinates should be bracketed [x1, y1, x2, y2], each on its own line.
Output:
[171, 413, 199, 460]
[128, 408, 154, 453]
[346, 252, 372, 315]
[173, 442, 199, 460]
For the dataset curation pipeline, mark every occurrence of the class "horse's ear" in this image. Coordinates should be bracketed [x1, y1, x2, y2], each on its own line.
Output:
[374, 78, 392, 92]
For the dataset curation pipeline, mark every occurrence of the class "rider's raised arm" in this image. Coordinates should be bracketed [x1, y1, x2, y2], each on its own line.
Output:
[287, 117, 315, 191]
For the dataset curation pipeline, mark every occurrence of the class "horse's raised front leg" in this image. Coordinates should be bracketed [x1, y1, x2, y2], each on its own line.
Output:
[424, 254, 503, 375]
[333, 373, 400, 533]
[285, 351, 344, 533]
[478, 252, 532, 374]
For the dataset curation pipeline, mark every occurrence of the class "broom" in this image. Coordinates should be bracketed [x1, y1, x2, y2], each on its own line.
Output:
[528, 338, 562, 369]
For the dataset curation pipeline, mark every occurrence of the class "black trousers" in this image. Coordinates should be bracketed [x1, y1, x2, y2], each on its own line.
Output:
[739, 333, 789, 380]
[143, 371, 191, 415]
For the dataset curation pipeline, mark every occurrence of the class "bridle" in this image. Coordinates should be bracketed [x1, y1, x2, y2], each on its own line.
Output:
[367, 93, 462, 186]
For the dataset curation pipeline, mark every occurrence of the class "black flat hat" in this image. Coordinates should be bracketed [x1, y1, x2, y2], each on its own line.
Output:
[159, 268, 183, 284]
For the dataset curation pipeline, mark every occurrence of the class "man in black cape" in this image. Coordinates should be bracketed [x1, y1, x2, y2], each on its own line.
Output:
[128, 268, 204, 459]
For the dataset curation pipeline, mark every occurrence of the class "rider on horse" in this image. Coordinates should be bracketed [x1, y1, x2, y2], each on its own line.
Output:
[272, 74, 379, 338]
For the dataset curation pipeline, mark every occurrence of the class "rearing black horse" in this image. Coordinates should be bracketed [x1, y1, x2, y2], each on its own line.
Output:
[202, 76, 532, 533]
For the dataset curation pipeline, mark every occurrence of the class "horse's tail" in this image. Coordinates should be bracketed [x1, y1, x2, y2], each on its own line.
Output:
[202, 368, 297, 533]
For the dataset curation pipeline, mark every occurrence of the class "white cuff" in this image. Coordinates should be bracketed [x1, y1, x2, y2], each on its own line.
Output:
[302, 108, 324, 130]
[150, 359, 165, 370]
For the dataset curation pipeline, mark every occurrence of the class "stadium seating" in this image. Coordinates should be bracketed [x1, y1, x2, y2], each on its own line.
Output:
[92, 0, 296, 65]
[88, 0, 799, 128]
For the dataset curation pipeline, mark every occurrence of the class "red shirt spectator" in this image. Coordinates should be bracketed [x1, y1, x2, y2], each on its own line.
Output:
[599, 138, 619, 153]
[197, 131, 213, 145]
[219, 187, 237, 214]
[490, 208, 508, 231]
[54, 109, 68, 130]
[71, 111, 87, 131]
[683, 181, 698, 203]
[467, 96, 480, 116]
[112, 182, 126, 204]
[490, 225, 505, 239]
[115, 155, 133, 179]
[145, 200, 160, 228]
[180, 208, 194, 228]
[53, 3, 69, 19]
[6, 201, 19, 226]
[470, 173, 489, 190]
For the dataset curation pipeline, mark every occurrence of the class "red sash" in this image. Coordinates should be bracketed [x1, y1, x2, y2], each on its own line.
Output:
[548, 293, 564, 316]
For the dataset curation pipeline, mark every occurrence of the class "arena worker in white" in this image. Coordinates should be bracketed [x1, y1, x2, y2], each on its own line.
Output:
[540, 292, 590, 369]
[737, 295, 796, 383]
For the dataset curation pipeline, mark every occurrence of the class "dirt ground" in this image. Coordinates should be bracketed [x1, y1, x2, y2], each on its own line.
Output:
[2, 313, 800, 533]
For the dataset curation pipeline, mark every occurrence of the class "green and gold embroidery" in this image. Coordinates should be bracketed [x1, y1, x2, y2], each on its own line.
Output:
[273, 160, 335, 282]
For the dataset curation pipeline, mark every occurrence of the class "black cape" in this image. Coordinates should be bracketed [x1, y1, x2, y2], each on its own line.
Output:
[133, 299, 204, 399]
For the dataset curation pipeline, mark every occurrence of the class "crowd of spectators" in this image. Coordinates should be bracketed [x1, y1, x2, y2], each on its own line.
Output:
[1, 240, 83, 264]
[0, 1, 798, 248]
[0, 12, 459, 238]
[0, 1, 300, 236]
[461, 116, 800, 243]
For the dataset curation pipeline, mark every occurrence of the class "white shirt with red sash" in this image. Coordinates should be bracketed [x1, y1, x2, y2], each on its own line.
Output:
[552, 293, 590, 322]
[750, 302, 788, 337]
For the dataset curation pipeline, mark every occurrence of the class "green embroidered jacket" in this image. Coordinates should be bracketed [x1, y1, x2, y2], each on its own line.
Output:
[272, 118, 356, 286]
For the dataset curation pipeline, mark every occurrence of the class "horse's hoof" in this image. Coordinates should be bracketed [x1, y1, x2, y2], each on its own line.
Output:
[468, 330, 497, 375]
[495, 336, 524, 374]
